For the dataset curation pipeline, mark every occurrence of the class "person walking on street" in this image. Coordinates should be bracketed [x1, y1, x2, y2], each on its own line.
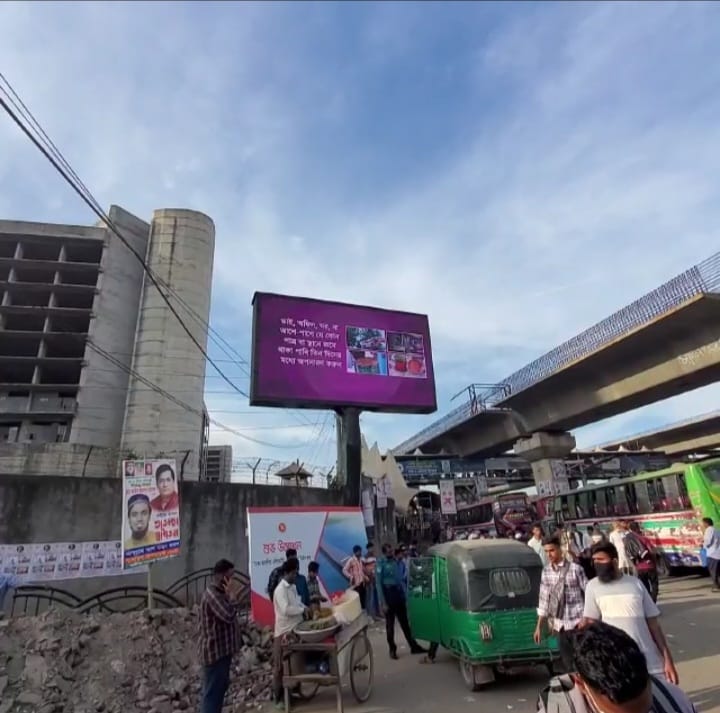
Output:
[363, 543, 382, 620]
[582, 542, 678, 684]
[376, 543, 426, 659]
[199, 559, 244, 713]
[528, 524, 549, 567]
[342, 545, 368, 608]
[702, 517, 720, 591]
[535, 536, 587, 644]
[627, 521, 659, 602]
[272, 559, 309, 709]
[395, 546, 409, 597]
[609, 521, 635, 575]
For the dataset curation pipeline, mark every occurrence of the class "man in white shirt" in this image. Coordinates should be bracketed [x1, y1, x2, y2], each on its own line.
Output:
[272, 558, 308, 708]
[702, 517, 720, 591]
[582, 541, 678, 684]
[528, 524, 548, 566]
[609, 520, 634, 574]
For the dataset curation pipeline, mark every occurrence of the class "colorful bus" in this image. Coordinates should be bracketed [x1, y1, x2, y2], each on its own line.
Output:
[451, 492, 536, 538]
[551, 460, 720, 572]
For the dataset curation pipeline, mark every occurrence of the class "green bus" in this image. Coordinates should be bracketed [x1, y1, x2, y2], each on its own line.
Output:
[551, 459, 720, 572]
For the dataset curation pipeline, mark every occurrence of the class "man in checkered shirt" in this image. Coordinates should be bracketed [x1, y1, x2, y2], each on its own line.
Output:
[199, 559, 244, 713]
[534, 535, 587, 644]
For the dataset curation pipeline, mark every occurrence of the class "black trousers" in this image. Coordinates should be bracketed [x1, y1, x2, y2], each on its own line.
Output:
[638, 569, 659, 602]
[708, 557, 720, 587]
[383, 586, 416, 653]
[427, 641, 439, 660]
[354, 583, 367, 609]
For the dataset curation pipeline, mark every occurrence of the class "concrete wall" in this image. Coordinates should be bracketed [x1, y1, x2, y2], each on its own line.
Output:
[0, 477, 393, 602]
[71, 206, 150, 452]
[121, 210, 215, 480]
[0, 443, 117, 478]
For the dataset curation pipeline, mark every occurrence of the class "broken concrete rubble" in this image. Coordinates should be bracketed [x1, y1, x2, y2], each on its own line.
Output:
[0, 607, 274, 713]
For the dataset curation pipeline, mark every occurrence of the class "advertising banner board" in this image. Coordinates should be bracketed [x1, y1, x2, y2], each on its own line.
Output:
[250, 293, 437, 413]
[247, 506, 367, 626]
[439, 480, 457, 515]
[122, 459, 180, 569]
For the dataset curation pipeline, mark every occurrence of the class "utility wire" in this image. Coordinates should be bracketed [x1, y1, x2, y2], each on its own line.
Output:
[0, 73, 319, 431]
[0, 76, 248, 401]
[84, 338, 300, 449]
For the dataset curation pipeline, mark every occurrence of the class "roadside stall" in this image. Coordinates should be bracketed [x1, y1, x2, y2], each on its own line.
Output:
[281, 589, 374, 713]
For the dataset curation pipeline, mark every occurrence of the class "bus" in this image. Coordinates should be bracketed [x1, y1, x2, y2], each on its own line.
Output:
[451, 492, 537, 538]
[551, 459, 720, 572]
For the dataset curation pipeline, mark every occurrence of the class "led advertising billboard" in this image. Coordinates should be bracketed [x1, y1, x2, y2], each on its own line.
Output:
[250, 292, 437, 413]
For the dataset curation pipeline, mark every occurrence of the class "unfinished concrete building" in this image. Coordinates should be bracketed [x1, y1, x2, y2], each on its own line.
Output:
[0, 206, 217, 480]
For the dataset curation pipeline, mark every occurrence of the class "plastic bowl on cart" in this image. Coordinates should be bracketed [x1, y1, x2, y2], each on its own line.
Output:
[330, 588, 362, 623]
[294, 618, 340, 643]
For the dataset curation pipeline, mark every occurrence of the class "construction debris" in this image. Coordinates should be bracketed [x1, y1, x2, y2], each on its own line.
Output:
[0, 607, 274, 713]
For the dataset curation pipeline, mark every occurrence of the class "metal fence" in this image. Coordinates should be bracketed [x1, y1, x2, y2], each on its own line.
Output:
[394, 252, 720, 455]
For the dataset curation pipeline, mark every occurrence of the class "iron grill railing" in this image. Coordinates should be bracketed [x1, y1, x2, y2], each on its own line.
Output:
[394, 253, 720, 455]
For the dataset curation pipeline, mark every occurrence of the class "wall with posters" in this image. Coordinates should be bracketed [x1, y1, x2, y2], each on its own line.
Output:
[0, 475, 395, 602]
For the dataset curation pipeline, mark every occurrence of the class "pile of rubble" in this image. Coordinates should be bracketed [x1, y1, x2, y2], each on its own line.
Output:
[0, 607, 275, 713]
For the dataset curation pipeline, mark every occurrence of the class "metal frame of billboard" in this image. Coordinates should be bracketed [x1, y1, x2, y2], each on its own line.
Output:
[249, 292, 438, 414]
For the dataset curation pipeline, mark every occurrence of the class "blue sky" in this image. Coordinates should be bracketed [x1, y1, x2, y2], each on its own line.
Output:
[3, 1, 720, 478]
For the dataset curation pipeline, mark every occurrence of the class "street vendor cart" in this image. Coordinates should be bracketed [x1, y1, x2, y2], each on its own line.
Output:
[282, 610, 374, 713]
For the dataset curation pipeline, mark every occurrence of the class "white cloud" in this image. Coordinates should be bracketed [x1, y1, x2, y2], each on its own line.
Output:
[2, 2, 720, 467]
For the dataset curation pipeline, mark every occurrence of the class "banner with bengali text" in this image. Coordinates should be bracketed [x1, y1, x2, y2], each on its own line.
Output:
[247, 506, 367, 625]
[0, 541, 146, 582]
[122, 458, 180, 569]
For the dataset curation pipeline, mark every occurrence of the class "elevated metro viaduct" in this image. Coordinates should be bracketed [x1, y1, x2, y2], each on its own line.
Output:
[595, 409, 720, 458]
[394, 253, 720, 492]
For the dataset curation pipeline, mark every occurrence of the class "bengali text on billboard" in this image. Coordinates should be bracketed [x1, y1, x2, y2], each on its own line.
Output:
[250, 293, 437, 413]
[122, 458, 181, 569]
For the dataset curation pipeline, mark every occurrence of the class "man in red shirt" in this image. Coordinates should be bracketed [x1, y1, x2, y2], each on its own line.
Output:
[150, 463, 179, 512]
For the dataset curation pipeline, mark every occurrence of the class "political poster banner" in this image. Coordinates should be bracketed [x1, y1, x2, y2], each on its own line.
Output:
[247, 506, 367, 625]
[439, 480, 457, 515]
[122, 458, 180, 569]
[0, 541, 146, 582]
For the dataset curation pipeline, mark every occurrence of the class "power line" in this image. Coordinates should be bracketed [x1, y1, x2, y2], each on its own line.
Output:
[0, 72, 320, 432]
[84, 339, 301, 449]
[0, 73, 326, 447]
[0, 75, 249, 402]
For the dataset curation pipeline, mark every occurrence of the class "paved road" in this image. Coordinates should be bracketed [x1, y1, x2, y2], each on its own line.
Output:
[298, 575, 720, 713]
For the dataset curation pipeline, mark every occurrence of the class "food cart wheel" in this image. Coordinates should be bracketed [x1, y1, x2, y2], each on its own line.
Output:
[294, 682, 320, 701]
[349, 630, 374, 703]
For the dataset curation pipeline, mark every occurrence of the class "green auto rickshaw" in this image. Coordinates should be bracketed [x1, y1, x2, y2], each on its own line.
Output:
[408, 539, 558, 691]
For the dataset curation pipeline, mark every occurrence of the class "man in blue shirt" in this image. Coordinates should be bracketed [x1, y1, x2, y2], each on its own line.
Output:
[375, 543, 425, 659]
[702, 517, 720, 591]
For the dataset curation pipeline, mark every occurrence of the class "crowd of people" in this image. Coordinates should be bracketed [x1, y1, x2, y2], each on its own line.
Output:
[195, 517, 720, 713]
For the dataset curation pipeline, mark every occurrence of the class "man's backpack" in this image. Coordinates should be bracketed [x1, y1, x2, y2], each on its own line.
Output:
[537, 675, 587, 713]
[624, 532, 650, 564]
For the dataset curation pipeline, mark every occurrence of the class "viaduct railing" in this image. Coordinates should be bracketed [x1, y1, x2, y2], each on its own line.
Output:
[395, 252, 720, 455]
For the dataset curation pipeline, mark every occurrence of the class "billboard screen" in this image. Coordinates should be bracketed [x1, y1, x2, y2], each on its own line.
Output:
[250, 292, 437, 413]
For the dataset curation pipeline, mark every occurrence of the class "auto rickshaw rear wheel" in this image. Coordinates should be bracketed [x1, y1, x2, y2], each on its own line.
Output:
[460, 660, 492, 691]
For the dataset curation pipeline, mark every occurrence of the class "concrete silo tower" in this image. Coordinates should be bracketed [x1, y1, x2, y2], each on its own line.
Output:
[121, 209, 215, 480]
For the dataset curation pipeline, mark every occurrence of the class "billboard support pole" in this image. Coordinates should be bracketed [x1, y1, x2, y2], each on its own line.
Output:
[340, 407, 362, 507]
